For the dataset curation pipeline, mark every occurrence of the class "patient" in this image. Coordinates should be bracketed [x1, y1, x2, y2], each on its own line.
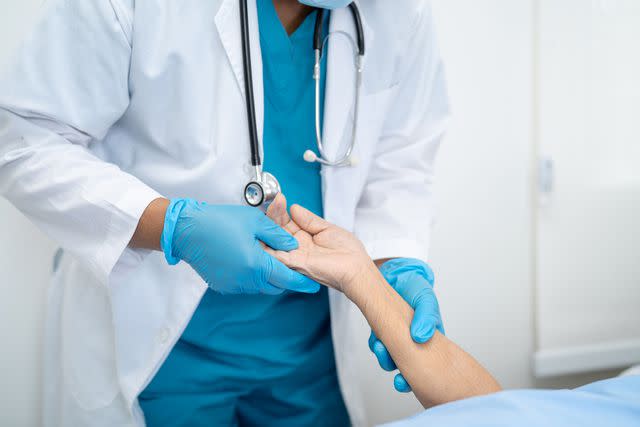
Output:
[266, 195, 501, 408]
[266, 195, 640, 426]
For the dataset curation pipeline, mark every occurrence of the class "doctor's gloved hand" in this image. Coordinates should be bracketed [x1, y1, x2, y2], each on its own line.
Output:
[369, 258, 444, 393]
[161, 199, 321, 295]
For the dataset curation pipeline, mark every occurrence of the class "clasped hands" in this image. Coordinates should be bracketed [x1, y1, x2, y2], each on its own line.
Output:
[265, 195, 444, 392]
[161, 194, 444, 392]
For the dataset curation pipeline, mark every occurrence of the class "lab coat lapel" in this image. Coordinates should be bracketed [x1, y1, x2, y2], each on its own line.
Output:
[215, 0, 265, 157]
[322, 2, 374, 162]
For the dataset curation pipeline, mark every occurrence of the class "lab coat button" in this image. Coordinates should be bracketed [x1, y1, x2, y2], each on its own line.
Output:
[158, 328, 170, 344]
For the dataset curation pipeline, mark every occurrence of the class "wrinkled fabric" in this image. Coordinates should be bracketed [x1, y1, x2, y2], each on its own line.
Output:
[382, 376, 640, 427]
[139, 3, 348, 426]
[0, 0, 449, 424]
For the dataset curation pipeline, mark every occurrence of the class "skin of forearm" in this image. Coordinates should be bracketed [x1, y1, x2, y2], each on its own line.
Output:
[129, 197, 170, 250]
[347, 262, 501, 408]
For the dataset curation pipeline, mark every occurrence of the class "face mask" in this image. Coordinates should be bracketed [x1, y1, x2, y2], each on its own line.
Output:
[298, 0, 353, 10]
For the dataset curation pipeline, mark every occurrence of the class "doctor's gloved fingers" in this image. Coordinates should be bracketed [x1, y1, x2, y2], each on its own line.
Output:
[263, 253, 321, 294]
[410, 292, 443, 343]
[393, 373, 412, 393]
[258, 282, 288, 296]
[255, 215, 298, 251]
[369, 332, 397, 372]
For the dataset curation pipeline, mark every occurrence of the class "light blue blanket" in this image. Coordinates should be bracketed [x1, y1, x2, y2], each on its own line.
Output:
[382, 375, 640, 427]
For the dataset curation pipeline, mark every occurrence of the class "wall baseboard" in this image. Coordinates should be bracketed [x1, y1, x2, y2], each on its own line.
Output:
[534, 338, 640, 378]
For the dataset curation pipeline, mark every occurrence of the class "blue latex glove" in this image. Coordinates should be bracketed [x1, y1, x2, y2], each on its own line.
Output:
[369, 258, 444, 392]
[298, 0, 353, 9]
[161, 199, 320, 295]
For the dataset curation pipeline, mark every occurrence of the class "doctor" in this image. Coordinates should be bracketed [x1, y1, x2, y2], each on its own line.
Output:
[0, 0, 449, 426]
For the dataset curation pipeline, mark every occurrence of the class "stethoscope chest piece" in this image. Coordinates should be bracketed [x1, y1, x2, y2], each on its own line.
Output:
[244, 171, 281, 210]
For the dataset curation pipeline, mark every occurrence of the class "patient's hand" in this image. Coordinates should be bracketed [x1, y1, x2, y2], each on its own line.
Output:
[265, 195, 373, 294]
[266, 195, 502, 407]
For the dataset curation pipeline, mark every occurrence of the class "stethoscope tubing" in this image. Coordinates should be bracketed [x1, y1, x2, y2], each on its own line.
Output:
[239, 0, 365, 207]
[239, 0, 261, 169]
[313, 33, 363, 167]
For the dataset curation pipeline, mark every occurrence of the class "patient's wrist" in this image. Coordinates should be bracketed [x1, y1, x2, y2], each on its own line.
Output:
[344, 261, 383, 306]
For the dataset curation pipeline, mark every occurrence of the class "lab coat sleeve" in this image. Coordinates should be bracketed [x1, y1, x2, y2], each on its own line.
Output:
[354, 2, 450, 262]
[0, 0, 161, 284]
[380, 376, 640, 427]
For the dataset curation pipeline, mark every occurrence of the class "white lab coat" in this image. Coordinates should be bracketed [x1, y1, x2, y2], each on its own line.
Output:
[0, 0, 449, 426]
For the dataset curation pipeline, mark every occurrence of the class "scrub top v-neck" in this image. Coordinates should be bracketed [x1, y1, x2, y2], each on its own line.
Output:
[260, 1, 325, 216]
[139, 2, 349, 426]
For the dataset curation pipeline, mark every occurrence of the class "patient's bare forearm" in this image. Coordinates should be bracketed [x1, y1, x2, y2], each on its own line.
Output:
[347, 263, 501, 408]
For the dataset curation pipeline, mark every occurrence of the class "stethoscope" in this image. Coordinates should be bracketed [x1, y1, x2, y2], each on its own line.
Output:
[240, 0, 366, 210]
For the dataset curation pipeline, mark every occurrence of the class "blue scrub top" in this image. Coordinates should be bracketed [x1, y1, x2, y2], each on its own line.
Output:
[184, 0, 334, 382]
[260, 2, 325, 216]
[140, 2, 349, 426]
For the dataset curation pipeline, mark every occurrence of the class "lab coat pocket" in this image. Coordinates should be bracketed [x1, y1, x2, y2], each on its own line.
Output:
[62, 259, 120, 411]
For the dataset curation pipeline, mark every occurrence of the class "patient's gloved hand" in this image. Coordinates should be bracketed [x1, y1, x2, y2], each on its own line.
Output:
[161, 199, 320, 295]
[369, 258, 444, 392]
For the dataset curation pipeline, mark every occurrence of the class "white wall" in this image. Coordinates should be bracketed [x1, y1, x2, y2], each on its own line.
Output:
[429, 0, 536, 390]
[534, 0, 640, 378]
[0, 1, 623, 426]
[0, 3, 56, 427]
